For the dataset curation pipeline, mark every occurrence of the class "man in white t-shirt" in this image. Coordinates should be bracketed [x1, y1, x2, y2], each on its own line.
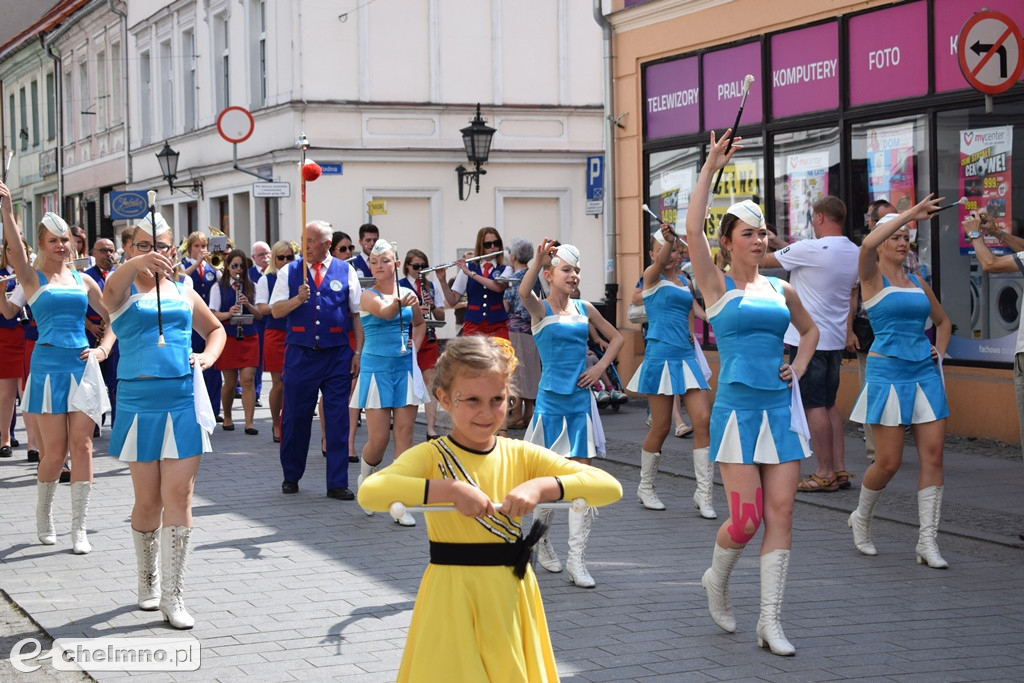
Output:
[762, 196, 860, 493]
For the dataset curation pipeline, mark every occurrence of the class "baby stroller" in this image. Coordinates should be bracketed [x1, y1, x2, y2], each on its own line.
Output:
[587, 343, 628, 411]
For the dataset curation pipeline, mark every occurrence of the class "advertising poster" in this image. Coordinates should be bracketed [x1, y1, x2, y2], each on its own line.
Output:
[959, 125, 1013, 254]
[657, 168, 692, 229]
[866, 122, 917, 227]
[786, 151, 830, 241]
[703, 160, 761, 243]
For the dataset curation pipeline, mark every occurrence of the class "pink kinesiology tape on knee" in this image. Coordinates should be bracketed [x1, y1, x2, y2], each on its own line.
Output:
[726, 488, 764, 544]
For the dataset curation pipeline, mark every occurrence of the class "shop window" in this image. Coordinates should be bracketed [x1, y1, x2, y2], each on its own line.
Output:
[771, 127, 840, 241]
[935, 103, 1023, 364]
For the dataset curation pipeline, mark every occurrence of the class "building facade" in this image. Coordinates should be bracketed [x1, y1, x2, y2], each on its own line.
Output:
[605, 0, 1024, 442]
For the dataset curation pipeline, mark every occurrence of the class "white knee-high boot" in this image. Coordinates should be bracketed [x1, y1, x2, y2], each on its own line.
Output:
[70, 481, 92, 554]
[847, 485, 882, 556]
[915, 485, 948, 569]
[36, 480, 58, 545]
[132, 528, 161, 611]
[756, 549, 795, 656]
[692, 447, 716, 519]
[357, 460, 377, 517]
[160, 526, 194, 630]
[637, 449, 665, 510]
[566, 507, 596, 588]
[533, 507, 561, 573]
[701, 544, 743, 633]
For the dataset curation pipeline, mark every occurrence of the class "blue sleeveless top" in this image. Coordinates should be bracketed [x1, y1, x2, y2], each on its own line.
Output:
[707, 276, 788, 391]
[28, 270, 88, 349]
[865, 274, 932, 361]
[111, 281, 193, 379]
[532, 299, 589, 395]
[360, 287, 414, 358]
[643, 275, 695, 352]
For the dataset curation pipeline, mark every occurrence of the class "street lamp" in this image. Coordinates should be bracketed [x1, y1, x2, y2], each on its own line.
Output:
[455, 103, 496, 201]
[156, 141, 204, 199]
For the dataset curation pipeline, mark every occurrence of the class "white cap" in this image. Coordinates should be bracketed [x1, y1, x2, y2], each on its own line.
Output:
[137, 212, 171, 235]
[41, 212, 69, 236]
[875, 213, 904, 229]
[550, 244, 580, 268]
[725, 200, 765, 228]
[370, 238, 396, 256]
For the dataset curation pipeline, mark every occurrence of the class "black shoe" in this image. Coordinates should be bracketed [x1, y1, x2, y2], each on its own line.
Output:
[0, 445, 12, 458]
[273, 436, 281, 443]
[426, 433, 441, 441]
[93, 425, 100, 438]
[322, 450, 327, 458]
[255, 398, 263, 407]
[326, 488, 354, 500]
[348, 455, 359, 463]
[10, 438, 18, 448]
[215, 414, 224, 423]
[245, 427, 259, 435]
[27, 450, 39, 463]
[222, 424, 235, 431]
[234, 391, 242, 399]
[59, 468, 71, 483]
[282, 481, 298, 494]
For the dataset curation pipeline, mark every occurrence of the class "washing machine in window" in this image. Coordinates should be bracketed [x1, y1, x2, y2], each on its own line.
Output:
[987, 272, 1024, 335]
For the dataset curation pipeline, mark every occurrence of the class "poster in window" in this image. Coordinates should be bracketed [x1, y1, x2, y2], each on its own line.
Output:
[866, 123, 917, 227]
[704, 161, 761, 242]
[959, 126, 1013, 254]
[658, 168, 692, 229]
[785, 151, 829, 241]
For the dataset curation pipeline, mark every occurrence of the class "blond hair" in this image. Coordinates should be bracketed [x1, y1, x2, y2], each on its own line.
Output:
[432, 336, 516, 400]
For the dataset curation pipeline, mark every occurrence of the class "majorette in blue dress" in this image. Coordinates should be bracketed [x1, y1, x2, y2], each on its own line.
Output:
[626, 274, 709, 395]
[850, 274, 948, 426]
[523, 299, 597, 459]
[706, 276, 810, 465]
[350, 286, 428, 409]
[107, 281, 210, 461]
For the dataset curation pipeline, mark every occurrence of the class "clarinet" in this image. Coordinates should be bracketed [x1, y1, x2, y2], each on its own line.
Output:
[418, 271, 437, 344]
[233, 275, 245, 341]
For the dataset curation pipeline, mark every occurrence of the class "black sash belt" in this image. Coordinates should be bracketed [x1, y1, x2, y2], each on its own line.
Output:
[428, 520, 548, 579]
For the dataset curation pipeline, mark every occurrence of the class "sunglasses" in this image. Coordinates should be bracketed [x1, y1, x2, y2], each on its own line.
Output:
[229, 263, 245, 269]
[135, 242, 174, 253]
[408, 263, 426, 270]
[483, 240, 502, 248]
[335, 245, 354, 252]
[276, 254, 295, 262]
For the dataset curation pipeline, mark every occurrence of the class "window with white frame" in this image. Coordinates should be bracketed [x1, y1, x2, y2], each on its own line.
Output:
[250, 0, 267, 109]
[183, 29, 197, 131]
[46, 72, 56, 140]
[30, 81, 39, 147]
[8, 94, 15, 151]
[19, 87, 27, 151]
[160, 39, 173, 138]
[78, 60, 90, 139]
[140, 50, 152, 144]
[63, 67, 73, 140]
[110, 41, 122, 124]
[214, 14, 229, 112]
[96, 48, 107, 129]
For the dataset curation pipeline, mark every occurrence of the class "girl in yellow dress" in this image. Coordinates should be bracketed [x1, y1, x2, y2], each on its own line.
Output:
[358, 336, 622, 682]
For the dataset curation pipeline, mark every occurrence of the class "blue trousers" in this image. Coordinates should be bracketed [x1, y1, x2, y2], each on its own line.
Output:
[280, 345, 352, 489]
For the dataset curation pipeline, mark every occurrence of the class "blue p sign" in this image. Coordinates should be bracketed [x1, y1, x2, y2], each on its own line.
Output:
[586, 155, 604, 200]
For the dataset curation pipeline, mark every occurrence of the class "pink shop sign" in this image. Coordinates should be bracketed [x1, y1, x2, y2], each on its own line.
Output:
[703, 41, 764, 131]
[848, 1, 929, 106]
[644, 56, 700, 139]
[770, 22, 839, 118]
[934, 0, 1024, 93]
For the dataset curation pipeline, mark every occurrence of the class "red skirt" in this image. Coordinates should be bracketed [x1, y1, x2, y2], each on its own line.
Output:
[216, 334, 260, 370]
[264, 328, 286, 373]
[417, 339, 440, 371]
[0, 327, 25, 379]
[462, 320, 509, 340]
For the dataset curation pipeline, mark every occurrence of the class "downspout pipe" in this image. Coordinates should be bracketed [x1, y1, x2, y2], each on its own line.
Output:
[108, 0, 130, 184]
[593, 0, 618, 323]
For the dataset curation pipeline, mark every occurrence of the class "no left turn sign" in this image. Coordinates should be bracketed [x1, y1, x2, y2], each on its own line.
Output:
[958, 10, 1024, 95]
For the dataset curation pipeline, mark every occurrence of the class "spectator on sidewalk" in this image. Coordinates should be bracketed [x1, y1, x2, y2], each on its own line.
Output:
[761, 196, 860, 493]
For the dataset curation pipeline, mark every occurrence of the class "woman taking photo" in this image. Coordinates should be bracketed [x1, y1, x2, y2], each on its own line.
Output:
[0, 182, 113, 555]
[353, 239, 427, 526]
[685, 131, 818, 656]
[256, 241, 295, 443]
[627, 229, 715, 518]
[104, 211, 225, 629]
[848, 197, 949, 568]
[209, 249, 262, 434]
[518, 240, 624, 588]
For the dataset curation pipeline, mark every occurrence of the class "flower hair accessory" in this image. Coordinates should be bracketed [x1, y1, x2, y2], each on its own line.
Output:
[492, 336, 519, 373]
[41, 212, 69, 237]
[550, 244, 581, 268]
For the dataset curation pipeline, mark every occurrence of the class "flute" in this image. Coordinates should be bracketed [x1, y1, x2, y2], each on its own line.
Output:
[421, 252, 494, 274]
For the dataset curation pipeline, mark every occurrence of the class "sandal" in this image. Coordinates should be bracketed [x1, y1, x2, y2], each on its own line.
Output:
[835, 471, 855, 490]
[674, 423, 694, 438]
[796, 473, 838, 493]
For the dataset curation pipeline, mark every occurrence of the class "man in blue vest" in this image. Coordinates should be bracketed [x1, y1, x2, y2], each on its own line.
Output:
[350, 223, 378, 277]
[84, 238, 119, 424]
[271, 221, 363, 499]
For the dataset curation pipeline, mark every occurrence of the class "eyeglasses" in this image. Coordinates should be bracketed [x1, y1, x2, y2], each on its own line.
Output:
[408, 263, 426, 270]
[335, 245, 354, 252]
[135, 242, 174, 253]
[483, 240, 502, 248]
[276, 254, 295, 262]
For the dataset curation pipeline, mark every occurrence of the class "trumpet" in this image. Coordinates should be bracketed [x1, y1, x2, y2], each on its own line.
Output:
[421, 252, 494, 274]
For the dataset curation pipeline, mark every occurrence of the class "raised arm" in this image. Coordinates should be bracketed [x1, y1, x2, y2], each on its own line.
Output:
[518, 239, 554, 322]
[685, 130, 741, 307]
[0, 182, 37, 291]
[858, 195, 942, 286]
[642, 226, 676, 290]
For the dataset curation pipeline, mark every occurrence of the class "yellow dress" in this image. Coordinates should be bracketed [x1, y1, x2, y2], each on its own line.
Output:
[358, 435, 623, 683]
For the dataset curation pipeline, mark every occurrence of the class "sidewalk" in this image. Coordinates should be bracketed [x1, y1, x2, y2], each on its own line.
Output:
[1, 393, 1023, 681]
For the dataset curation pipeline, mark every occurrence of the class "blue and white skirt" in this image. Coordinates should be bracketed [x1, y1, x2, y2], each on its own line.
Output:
[23, 345, 86, 414]
[626, 339, 709, 395]
[350, 353, 427, 409]
[850, 355, 949, 426]
[524, 386, 597, 459]
[109, 376, 210, 462]
[710, 383, 811, 465]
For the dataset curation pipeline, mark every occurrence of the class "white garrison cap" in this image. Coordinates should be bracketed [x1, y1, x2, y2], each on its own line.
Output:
[725, 200, 766, 228]
[550, 244, 581, 268]
[41, 212, 69, 236]
[137, 211, 171, 235]
[875, 213, 906, 230]
[370, 238, 396, 256]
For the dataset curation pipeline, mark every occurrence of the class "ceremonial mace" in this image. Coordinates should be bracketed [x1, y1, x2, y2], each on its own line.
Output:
[711, 74, 755, 197]
[147, 190, 166, 346]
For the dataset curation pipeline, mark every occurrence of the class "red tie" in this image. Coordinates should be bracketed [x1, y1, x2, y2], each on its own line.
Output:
[313, 263, 324, 289]
[198, 263, 204, 278]
[483, 262, 492, 278]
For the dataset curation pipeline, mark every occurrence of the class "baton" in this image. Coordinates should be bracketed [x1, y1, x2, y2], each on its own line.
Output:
[389, 497, 587, 521]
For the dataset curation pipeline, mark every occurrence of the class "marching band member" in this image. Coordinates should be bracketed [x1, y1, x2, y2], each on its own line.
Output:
[84, 238, 120, 424]
[271, 220, 363, 499]
[0, 182, 114, 555]
[436, 228, 512, 340]
[209, 249, 262, 434]
[351, 223, 378, 277]
[181, 232, 222, 422]
[0, 241, 25, 458]
[330, 230, 361, 462]
[399, 249, 445, 440]
[103, 211, 225, 630]
[255, 240, 295, 443]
